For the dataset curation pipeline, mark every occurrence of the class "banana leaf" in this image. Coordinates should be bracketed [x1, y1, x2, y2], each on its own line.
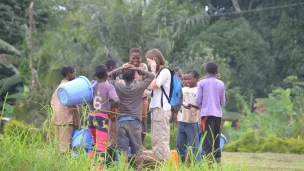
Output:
[0, 74, 22, 96]
[0, 39, 21, 56]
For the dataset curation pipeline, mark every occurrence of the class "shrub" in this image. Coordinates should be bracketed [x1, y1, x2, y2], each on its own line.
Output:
[4, 120, 43, 144]
[224, 130, 304, 154]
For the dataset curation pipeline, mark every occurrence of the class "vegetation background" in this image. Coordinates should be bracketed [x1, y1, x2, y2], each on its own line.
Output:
[1, 0, 304, 170]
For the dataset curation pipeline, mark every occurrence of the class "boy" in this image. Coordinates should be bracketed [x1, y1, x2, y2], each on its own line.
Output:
[195, 62, 226, 163]
[172, 67, 183, 124]
[124, 48, 150, 147]
[176, 70, 201, 163]
[51, 65, 80, 154]
[108, 64, 154, 164]
[88, 64, 120, 167]
[104, 59, 119, 164]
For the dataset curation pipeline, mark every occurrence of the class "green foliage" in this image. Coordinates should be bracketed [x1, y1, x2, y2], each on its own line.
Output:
[224, 130, 304, 154]
[0, 0, 53, 47]
[15, 86, 55, 127]
[3, 120, 42, 144]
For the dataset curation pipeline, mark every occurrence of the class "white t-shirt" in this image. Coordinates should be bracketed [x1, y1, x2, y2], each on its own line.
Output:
[178, 87, 199, 123]
[149, 68, 171, 111]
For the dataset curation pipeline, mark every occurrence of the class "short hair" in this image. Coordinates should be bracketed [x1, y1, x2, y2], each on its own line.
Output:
[129, 48, 142, 56]
[94, 64, 108, 79]
[187, 70, 199, 79]
[205, 62, 218, 74]
[173, 67, 182, 73]
[105, 59, 117, 71]
[122, 68, 135, 82]
[61, 66, 75, 77]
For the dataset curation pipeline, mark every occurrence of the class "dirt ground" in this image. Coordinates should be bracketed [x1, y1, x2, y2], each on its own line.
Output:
[223, 152, 304, 171]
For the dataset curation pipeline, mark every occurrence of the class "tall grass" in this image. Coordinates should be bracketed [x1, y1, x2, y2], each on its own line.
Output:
[0, 102, 247, 170]
[0, 132, 247, 171]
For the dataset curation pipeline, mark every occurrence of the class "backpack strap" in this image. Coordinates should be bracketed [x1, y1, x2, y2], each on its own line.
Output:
[160, 86, 170, 108]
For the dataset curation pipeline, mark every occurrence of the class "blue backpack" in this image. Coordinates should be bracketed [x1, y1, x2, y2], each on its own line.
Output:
[153, 67, 182, 113]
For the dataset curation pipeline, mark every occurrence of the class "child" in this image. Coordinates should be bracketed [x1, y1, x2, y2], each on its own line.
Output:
[173, 67, 183, 80]
[176, 70, 201, 163]
[124, 48, 150, 147]
[51, 66, 79, 154]
[195, 62, 226, 163]
[172, 67, 183, 124]
[104, 59, 119, 162]
[108, 64, 154, 164]
[88, 64, 120, 166]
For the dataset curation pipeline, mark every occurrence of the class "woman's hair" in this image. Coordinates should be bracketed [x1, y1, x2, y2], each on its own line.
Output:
[146, 49, 166, 72]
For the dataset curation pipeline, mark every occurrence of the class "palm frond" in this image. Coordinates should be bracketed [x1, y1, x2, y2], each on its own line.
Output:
[0, 39, 21, 57]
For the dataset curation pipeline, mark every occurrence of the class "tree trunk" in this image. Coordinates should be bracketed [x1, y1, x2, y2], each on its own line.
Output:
[231, 0, 250, 26]
[28, 1, 36, 90]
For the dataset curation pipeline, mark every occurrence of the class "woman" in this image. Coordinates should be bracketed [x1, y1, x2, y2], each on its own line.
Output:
[146, 49, 171, 161]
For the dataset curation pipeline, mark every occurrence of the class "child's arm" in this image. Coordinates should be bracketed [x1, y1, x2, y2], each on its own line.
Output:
[195, 81, 203, 106]
[108, 67, 123, 84]
[108, 84, 120, 119]
[220, 83, 226, 106]
[189, 104, 200, 109]
[135, 67, 155, 90]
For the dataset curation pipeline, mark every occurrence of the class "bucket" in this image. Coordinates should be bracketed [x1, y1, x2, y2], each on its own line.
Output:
[220, 133, 227, 151]
[57, 76, 96, 106]
[199, 133, 227, 156]
[170, 150, 179, 167]
[71, 128, 94, 156]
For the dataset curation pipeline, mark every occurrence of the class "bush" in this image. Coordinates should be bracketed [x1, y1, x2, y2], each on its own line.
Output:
[4, 120, 43, 144]
[224, 130, 304, 154]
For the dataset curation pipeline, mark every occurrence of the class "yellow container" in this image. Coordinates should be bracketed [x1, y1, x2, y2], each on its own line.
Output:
[170, 150, 179, 167]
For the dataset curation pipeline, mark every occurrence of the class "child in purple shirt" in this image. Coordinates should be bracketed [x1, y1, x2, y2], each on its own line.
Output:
[195, 62, 225, 164]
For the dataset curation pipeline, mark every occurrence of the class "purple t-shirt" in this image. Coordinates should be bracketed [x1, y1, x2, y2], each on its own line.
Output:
[91, 82, 118, 112]
[195, 76, 226, 117]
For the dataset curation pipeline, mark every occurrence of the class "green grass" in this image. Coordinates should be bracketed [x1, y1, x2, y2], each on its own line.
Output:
[223, 152, 304, 171]
[0, 132, 247, 171]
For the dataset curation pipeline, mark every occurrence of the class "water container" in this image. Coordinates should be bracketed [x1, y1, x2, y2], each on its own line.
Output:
[220, 133, 227, 151]
[170, 150, 179, 167]
[199, 133, 227, 156]
[57, 76, 96, 106]
[71, 128, 94, 156]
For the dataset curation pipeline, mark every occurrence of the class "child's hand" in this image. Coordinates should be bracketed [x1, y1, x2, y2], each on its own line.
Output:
[124, 64, 136, 69]
[151, 59, 157, 71]
[216, 73, 221, 79]
[183, 103, 191, 109]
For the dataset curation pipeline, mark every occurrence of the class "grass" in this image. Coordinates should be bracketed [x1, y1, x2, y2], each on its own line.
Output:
[223, 152, 304, 171]
[1, 121, 303, 171]
[0, 132, 247, 171]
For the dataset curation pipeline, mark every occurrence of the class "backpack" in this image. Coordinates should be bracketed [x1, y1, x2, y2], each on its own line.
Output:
[152, 67, 182, 113]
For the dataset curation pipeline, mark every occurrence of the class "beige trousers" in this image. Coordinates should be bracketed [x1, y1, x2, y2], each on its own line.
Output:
[151, 108, 171, 161]
[55, 125, 74, 154]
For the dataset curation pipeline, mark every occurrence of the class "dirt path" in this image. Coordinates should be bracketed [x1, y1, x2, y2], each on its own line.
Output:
[223, 152, 304, 171]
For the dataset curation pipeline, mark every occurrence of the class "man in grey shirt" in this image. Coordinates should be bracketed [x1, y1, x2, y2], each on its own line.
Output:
[108, 64, 154, 163]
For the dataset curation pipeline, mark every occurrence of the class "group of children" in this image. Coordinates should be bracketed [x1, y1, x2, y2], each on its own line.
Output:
[51, 48, 226, 167]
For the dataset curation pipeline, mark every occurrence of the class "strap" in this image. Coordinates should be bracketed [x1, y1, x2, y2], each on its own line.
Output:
[160, 86, 170, 102]
[161, 91, 163, 107]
